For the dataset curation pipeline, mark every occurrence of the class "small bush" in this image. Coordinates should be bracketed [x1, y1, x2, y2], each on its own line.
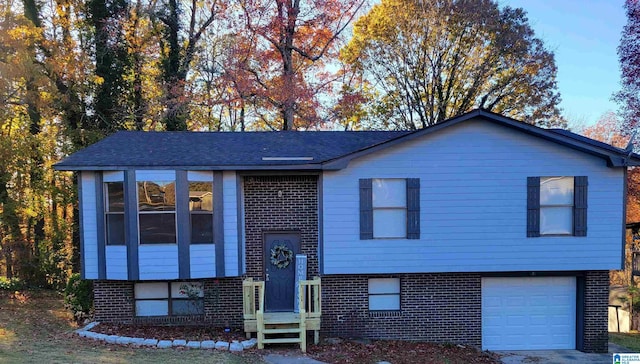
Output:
[64, 273, 93, 323]
[0, 277, 25, 291]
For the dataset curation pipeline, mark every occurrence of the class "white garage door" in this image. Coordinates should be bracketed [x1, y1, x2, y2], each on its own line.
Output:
[482, 277, 576, 350]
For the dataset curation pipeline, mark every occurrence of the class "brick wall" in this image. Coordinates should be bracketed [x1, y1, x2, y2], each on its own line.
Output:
[94, 280, 134, 323]
[93, 278, 244, 328]
[583, 270, 609, 353]
[243, 175, 319, 279]
[321, 273, 482, 346]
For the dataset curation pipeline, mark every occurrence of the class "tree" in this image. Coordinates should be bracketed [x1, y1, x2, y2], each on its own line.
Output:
[154, 0, 223, 131]
[340, 0, 564, 130]
[615, 0, 640, 133]
[238, 0, 366, 130]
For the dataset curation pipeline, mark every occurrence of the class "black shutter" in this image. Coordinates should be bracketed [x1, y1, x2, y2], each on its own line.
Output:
[406, 178, 420, 239]
[359, 179, 373, 239]
[574, 176, 588, 236]
[527, 177, 540, 237]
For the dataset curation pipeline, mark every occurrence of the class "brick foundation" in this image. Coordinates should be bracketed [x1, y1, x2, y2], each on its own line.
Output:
[93, 277, 243, 328]
[583, 270, 609, 353]
[321, 273, 482, 346]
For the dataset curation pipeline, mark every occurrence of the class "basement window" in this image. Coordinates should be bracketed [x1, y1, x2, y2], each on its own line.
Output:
[368, 278, 400, 311]
[134, 282, 204, 316]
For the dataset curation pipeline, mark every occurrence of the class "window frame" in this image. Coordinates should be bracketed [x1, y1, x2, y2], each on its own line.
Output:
[368, 278, 401, 312]
[539, 176, 574, 236]
[188, 180, 214, 245]
[372, 178, 408, 239]
[137, 180, 177, 245]
[104, 181, 126, 246]
[134, 281, 204, 317]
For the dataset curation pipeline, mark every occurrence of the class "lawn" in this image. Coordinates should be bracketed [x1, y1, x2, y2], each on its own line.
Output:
[0, 290, 262, 364]
[610, 332, 640, 352]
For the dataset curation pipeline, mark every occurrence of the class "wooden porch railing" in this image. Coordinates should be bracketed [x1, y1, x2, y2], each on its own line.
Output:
[299, 277, 322, 319]
[242, 278, 264, 321]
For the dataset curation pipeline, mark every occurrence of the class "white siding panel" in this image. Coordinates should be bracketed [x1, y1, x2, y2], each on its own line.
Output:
[103, 171, 124, 182]
[81, 172, 99, 279]
[223, 171, 239, 276]
[188, 171, 214, 181]
[105, 245, 128, 280]
[323, 119, 625, 274]
[138, 245, 179, 280]
[135, 170, 176, 181]
[190, 244, 216, 278]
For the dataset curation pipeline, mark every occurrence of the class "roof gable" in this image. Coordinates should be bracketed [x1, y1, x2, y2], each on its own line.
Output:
[322, 109, 640, 169]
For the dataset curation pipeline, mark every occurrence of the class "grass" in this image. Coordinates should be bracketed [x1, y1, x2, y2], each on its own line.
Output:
[0, 290, 263, 364]
[610, 332, 640, 352]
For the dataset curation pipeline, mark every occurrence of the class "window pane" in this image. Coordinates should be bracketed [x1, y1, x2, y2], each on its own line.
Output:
[106, 182, 124, 212]
[135, 282, 169, 299]
[139, 213, 176, 244]
[368, 278, 400, 294]
[138, 181, 175, 211]
[172, 299, 204, 315]
[373, 179, 406, 207]
[136, 300, 169, 316]
[171, 282, 204, 298]
[106, 214, 125, 245]
[373, 209, 406, 238]
[369, 295, 400, 311]
[540, 206, 573, 235]
[189, 182, 213, 212]
[540, 177, 574, 205]
[191, 214, 213, 244]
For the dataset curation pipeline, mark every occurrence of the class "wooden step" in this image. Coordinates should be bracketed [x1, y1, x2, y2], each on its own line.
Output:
[262, 337, 302, 344]
[263, 328, 301, 334]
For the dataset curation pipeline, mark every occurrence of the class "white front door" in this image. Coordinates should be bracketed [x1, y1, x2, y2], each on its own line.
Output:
[482, 276, 576, 350]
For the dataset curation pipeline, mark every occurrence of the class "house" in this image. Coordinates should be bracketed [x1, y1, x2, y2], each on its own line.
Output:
[54, 109, 640, 353]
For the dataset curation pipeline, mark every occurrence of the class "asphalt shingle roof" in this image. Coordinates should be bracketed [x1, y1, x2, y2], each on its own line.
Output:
[55, 131, 410, 170]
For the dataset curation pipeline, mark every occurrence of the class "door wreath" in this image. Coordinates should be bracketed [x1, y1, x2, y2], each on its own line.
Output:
[270, 244, 293, 269]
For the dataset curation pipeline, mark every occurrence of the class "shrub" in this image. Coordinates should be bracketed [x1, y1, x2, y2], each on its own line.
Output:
[64, 273, 93, 323]
[0, 277, 25, 291]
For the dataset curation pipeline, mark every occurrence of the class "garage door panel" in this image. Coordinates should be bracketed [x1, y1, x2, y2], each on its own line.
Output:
[482, 277, 576, 350]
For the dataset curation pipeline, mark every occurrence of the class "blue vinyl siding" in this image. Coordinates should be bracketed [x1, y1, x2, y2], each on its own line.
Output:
[223, 171, 239, 276]
[190, 244, 216, 278]
[105, 245, 128, 279]
[80, 172, 99, 279]
[322, 118, 625, 274]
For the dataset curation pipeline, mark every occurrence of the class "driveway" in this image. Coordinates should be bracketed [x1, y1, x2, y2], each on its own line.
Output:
[497, 343, 633, 364]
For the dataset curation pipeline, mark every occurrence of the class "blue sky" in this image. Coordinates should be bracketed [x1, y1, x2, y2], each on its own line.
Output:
[502, 0, 625, 125]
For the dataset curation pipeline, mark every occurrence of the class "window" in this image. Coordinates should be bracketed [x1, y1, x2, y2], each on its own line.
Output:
[105, 182, 125, 245]
[360, 178, 420, 239]
[373, 179, 407, 238]
[138, 181, 176, 244]
[540, 177, 574, 235]
[368, 278, 400, 311]
[134, 281, 204, 316]
[527, 176, 587, 237]
[189, 181, 213, 244]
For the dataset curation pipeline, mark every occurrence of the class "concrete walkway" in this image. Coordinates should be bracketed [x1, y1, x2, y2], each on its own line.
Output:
[498, 343, 634, 364]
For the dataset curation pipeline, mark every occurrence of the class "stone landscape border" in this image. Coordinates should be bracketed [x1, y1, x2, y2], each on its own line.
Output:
[74, 322, 257, 351]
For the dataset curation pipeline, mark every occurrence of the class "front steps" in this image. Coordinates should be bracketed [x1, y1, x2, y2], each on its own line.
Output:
[257, 312, 308, 352]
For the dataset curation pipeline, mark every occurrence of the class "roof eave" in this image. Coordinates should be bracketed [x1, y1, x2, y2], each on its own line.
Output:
[53, 163, 326, 171]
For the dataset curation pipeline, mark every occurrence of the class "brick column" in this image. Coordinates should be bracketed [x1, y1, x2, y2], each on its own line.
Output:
[582, 270, 609, 353]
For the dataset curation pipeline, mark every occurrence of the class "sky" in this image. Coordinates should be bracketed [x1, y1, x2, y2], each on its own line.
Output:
[502, 0, 626, 126]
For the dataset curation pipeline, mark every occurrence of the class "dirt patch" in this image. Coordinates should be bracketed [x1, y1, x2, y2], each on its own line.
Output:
[307, 339, 501, 364]
[91, 322, 248, 342]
